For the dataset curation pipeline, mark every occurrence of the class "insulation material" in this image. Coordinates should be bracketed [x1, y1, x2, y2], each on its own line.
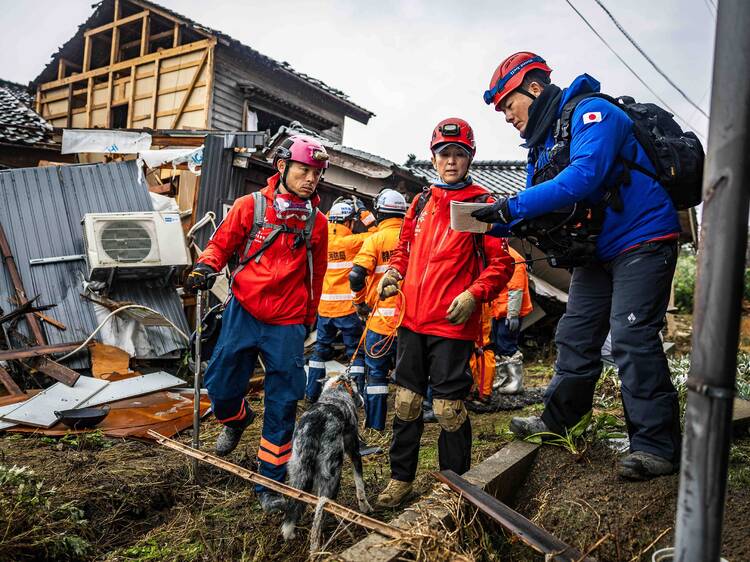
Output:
[62, 130, 152, 154]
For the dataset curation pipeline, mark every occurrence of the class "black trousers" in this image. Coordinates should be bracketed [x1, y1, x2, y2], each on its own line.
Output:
[389, 327, 474, 482]
[542, 241, 681, 463]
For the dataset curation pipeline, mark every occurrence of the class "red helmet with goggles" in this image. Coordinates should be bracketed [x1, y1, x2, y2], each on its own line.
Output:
[484, 52, 552, 111]
[430, 118, 476, 156]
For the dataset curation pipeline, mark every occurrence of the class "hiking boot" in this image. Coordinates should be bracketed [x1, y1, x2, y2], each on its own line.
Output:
[215, 409, 256, 457]
[376, 479, 413, 508]
[422, 406, 437, 424]
[618, 451, 676, 480]
[509, 415, 550, 439]
[258, 491, 286, 514]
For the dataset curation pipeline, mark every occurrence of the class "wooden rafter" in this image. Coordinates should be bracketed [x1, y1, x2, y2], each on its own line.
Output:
[120, 28, 170, 51]
[171, 49, 208, 128]
[85, 10, 148, 38]
[140, 13, 150, 56]
[173, 22, 181, 47]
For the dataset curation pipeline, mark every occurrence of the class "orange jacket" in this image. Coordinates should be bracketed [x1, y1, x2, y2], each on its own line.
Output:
[492, 246, 533, 319]
[198, 175, 328, 325]
[470, 304, 495, 398]
[352, 217, 403, 336]
[389, 183, 514, 341]
[318, 222, 376, 318]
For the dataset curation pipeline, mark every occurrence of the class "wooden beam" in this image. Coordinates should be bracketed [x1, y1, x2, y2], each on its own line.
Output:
[57, 58, 66, 80]
[126, 64, 137, 128]
[110, 23, 120, 66]
[120, 29, 171, 51]
[203, 44, 214, 128]
[105, 73, 114, 127]
[34, 358, 80, 387]
[149, 431, 407, 540]
[150, 58, 160, 128]
[159, 104, 204, 119]
[112, 0, 120, 20]
[140, 13, 150, 57]
[171, 50, 208, 128]
[173, 22, 180, 47]
[85, 77, 94, 127]
[40, 39, 213, 91]
[0, 342, 86, 361]
[85, 10, 148, 38]
[83, 36, 92, 72]
[35, 88, 41, 114]
[66, 84, 73, 128]
[0, 366, 23, 395]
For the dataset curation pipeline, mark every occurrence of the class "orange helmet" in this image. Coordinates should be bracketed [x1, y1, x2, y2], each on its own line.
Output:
[484, 52, 552, 111]
[430, 118, 476, 156]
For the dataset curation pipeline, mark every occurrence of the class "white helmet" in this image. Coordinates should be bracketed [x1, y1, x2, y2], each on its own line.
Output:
[328, 200, 356, 223]
[374, 189, 407, 216]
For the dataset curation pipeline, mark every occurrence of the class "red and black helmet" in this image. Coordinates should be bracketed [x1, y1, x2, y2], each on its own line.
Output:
[430, 118, 476, 156]
[484, 52, 552, 111]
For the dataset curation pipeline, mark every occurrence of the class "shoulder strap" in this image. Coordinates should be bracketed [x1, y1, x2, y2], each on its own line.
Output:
[413, 188, 431, 220]
[303, 209, 320, 298]
[555, 92, 618, 143]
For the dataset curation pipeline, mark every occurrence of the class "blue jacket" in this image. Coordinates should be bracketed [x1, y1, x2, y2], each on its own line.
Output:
[489, 74, 681, 262]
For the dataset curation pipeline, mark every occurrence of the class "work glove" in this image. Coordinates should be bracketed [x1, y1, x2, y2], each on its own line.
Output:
[353, 197, 366, 213]
[446, 290, 477, 325]
[359, 209, 376, 226]
[355, 302, 372, 323]
[184, 263, 217, 293]
[471, 197, 513, 224]
[377, 268, 402, 300]
[506, 315, 520, 335]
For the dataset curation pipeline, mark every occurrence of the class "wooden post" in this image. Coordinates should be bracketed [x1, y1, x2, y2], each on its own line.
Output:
[173, 22, 180, 47]
[140, 13, 150, 57]
[105, 73, 114, 127]
[110, 27, 120, 66]
[126, 65, 136, 128]
[203, 44, 215, 128]
[66, 84, 73, 128]
[57, 59, 66, 80]
[35, 88, 41, 115]
[85, 77, 94, 128]
[150, 58, 160, 129]
[83, 36, 91, 72]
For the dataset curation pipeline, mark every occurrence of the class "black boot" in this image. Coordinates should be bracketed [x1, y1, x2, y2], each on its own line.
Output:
[215, 408, 256, 457]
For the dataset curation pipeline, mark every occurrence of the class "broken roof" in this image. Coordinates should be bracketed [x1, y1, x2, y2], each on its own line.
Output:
[32, 0, 373, 123]
[406, 160, 528, 197]
[0, 82, 54, 148]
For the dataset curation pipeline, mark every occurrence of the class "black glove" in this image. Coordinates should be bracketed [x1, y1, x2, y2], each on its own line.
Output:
[184, 263, 217, 293]
[506, 315, 520, 335]
[471, 197, 512, 224]
[355, 302, 372, 323]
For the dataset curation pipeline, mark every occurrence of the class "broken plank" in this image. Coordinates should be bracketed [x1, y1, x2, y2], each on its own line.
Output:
[149, 431, 407, 540]
[0, 342, 86, 361]
[35, 358, 80, 387]
[435, 470, 594, 562]
[35, 312, 66, 331]
[77, 372, 185, 408]
[1, 376, 109, 428]
[0, 366, 22, 395]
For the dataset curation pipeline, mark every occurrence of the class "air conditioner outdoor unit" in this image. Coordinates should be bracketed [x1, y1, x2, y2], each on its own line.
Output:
[83, 211, 190, 282]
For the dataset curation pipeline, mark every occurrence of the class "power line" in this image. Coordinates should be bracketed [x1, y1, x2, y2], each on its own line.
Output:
[562, 0, 706, 139]
[592, 0, 709, 119]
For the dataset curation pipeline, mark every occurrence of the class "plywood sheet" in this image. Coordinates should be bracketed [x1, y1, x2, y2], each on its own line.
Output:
[1, 377, 109, 428]
[77, 371, 185, 408]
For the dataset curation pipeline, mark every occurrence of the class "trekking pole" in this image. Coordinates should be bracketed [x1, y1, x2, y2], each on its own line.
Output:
[192, 288, 204, 482]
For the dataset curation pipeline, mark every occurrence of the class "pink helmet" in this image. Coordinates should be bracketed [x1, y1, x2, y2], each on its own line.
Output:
[274, 135, 330, 169]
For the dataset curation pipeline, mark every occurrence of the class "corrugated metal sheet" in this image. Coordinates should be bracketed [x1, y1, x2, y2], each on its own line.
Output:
[407, 160, 528, 197]
[0, 161, 189, 365]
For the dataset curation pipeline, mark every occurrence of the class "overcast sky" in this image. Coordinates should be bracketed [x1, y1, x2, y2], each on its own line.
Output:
[0, 0, 716, 164]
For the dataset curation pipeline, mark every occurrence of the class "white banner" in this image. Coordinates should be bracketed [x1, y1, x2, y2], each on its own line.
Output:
[62, 130, 152, 154]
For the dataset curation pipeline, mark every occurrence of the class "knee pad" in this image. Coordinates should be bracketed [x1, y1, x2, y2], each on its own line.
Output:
[433, 398, 468, 432]
[394, 386, 422, 421]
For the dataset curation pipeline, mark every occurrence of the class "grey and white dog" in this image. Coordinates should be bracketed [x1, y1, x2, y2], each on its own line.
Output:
[281, 373, 373, 552]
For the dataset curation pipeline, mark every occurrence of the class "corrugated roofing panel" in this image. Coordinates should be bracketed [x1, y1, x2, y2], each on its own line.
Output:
[0, 161, 188, 366]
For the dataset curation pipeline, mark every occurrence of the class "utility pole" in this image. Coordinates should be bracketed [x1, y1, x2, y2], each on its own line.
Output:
[674, 1, 750, 560]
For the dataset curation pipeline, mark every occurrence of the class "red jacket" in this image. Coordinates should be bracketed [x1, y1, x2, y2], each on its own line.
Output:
[198, 174, 328, 325]
[389, 183, 513, 341]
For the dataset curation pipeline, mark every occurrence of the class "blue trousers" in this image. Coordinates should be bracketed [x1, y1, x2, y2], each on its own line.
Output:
[491, 317, 521, 356]
[543, 241, 680, 462]
[204, 298, 306, 491]
[364, 330, 397, 430]
[306, 312, 365, 401]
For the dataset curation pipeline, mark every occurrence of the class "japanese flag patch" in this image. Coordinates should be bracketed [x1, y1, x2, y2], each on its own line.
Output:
[582, 111, 603, 124]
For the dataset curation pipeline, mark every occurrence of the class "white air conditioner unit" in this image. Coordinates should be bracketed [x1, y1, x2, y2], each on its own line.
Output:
[83, 212, 190, 281]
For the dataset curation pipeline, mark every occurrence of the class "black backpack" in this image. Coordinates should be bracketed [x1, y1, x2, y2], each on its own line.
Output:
[538, 93, 705, 210]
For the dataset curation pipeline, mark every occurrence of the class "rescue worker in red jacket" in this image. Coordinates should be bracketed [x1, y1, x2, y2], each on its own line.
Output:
[349, 188, 408, 430]
[306, 198, 376, 401]
[184, 135, 329, 514]
[375, 119, 514, 507]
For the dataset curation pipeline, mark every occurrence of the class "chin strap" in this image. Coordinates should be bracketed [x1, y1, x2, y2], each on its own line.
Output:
[516, 88, 537, 101]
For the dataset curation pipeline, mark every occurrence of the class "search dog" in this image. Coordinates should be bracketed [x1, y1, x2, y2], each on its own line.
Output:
[281, 373, 372, 552]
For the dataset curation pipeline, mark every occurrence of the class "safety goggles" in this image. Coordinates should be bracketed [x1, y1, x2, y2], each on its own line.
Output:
[483, 55, 547, 105]
[274, 195, 313, 221]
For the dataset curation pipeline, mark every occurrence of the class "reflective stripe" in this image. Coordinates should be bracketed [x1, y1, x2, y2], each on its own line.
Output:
[260, 437, 292, 455]
[350, 366, 365, 374]
[374, 264, 389, 273]
[367, 385, 390, 395]
[320, 293, 354, 301]
[258, 448, 292, 466]
[327, 261, 353, 270]
[217, 399, 246, 423]
[308, 360, 326, 369]
[377, 308, 396, 317]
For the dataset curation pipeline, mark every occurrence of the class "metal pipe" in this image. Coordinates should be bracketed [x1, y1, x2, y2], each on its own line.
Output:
[674, 1, 750, 560]
[192, 289, 203, 482]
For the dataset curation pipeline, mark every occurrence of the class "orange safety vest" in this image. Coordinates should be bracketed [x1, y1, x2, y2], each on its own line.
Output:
[352, 217, 403, 336]
[318, 222, 376, 318]
[492, 246, 533, 319]
[470, 303, 495, 398]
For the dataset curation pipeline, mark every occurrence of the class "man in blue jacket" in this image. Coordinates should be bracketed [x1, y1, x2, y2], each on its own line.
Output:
[474, 52, 681, 480]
